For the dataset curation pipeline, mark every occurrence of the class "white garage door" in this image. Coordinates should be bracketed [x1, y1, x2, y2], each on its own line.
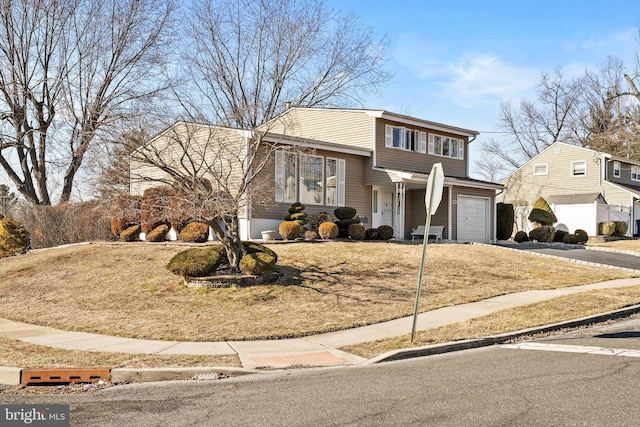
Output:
[457, 196, 489, 243]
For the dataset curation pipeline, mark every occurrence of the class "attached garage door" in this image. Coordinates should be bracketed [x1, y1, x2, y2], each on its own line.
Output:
[457, 196, 489, 243]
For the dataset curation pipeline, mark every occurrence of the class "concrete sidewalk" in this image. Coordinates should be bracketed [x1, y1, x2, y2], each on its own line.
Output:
[2, 277, 640, 385]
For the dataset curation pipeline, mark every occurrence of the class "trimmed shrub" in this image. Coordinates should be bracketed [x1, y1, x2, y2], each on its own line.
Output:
[285, 202, 308, 227]
[243, 241, 278, 264]
[599, 222, 616, 236]
[348, 223, 366, 240]
[179, 222, 210, 243]
[365, 228, 379, 240]
[147, 224, 169, 242]
[528, 225, 555, 243]
[239, 252, 277, 275]
[377, 225, 394, 240]
[496, 202, 515, 240]
[309, 212, 334, 230]
[0, 216, 30, 257]
[336, 218, 360, 238]
[553, 230, 568, 243]
[166, 246, 226, 277]
[334, 206, 357, 220]
[279, 221, 301, 240]
[599, 222, 615, 236]
[514, 230, 529, 243]
[528, 197, 557, 226]
[120, 224, 141, 242]
[614, 221, 629, 237]
[318, 221, 339, 239]
[562, 233, 580, 245]
[574, 229, 589, 244]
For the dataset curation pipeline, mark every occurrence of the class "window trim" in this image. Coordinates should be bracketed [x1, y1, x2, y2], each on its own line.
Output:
[299, 154, 324, 205]
[613, 161, 621, 178]
[275, 151, 345, 206]
[533, 163, 548, 176]
[571, 160, 587, 177]
[428, 133, 464, 160]
[632, 165, 640, 182]
[385, 124, 426, 153]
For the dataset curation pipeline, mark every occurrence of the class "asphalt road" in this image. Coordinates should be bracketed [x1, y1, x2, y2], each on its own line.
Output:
[4, 317, 640, 426]
[502, 244, 640, 271]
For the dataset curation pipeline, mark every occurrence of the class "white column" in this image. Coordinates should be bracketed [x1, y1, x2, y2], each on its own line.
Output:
[394, 182, 406, 240]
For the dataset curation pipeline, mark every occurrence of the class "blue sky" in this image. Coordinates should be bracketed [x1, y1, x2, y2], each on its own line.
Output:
[327, 0, 640, 178]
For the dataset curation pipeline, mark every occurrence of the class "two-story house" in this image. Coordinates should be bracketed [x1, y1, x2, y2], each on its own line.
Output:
[131, 107, 503, 242]
[498, 141, 640, 236]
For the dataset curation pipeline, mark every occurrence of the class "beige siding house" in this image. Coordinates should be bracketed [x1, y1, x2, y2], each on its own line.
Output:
[131, 107, 503, 242]
[498, 141, 640, 236]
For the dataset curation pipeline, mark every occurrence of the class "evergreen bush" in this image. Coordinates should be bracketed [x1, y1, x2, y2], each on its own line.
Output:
[496, 202, 515, 240]
[574, 229, 589, 244]
[279, 221, 301, 240]
[513, 230, 529, 243]
[528, 225, 555, 243]
[309, 212, 334, 230]
[562, 234, 580, 245]
[599, 222, 615, 236]
[147, 224, 169, 242]
[179, 222, 210, 243]
[334, 206, 357, 220]
[348, 223, 366, 240]
[614, 221, 628, 237]
[0, 216, 30, 257]
[166, 246, 226, 277]
[528, 197, 557, 226]
[318, 222, 339, 239]
[377, 225, 394, 240]
[239, 252, 277, 275]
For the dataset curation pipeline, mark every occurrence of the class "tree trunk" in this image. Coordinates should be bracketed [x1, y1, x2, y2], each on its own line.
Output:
[206, 215, 246, 273]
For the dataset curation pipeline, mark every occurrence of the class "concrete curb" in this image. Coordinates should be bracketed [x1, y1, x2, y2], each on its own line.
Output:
[365, 304, 640, 364]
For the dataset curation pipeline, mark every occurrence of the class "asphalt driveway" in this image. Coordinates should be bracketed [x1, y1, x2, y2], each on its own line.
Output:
[497, 243, 640, 272]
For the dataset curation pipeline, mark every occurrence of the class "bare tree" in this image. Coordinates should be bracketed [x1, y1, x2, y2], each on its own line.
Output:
[0, 0, 177, 205]
[128, 0, 390, 272]
[129, 123, 288, 270]
[182, 0, 390, 128]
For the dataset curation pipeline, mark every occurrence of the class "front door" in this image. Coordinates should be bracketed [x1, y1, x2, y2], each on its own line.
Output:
[380, 189, 394, 227]
[372, 187, 394, 228]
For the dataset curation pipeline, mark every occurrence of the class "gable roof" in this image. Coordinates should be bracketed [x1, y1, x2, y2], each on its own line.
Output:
[546, 192, 607, 205]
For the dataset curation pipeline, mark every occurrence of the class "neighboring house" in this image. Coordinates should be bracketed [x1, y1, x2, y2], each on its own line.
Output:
[130, 107, 503, 242]
[498, 141, 640, 236]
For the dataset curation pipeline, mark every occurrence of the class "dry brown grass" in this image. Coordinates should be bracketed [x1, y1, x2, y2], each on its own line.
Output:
[0, 336, 240, 369]
[589, 238, 640, 253]
[342, 285, 640, 359]
[0, 241, 632, 344]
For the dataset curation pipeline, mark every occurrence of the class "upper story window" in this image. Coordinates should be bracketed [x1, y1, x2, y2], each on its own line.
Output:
[384, 125, 426, 153]
[613, 161, 621, 178]
[571, 160, 587, 177]
[632, 166, 640, 182]
[428, 134, 464, 160]
[533, 163, 548, 176]
[275, 151, 345, 206]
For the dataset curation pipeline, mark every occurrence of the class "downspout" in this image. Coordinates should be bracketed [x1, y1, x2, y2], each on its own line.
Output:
[245, 134, 253, 240]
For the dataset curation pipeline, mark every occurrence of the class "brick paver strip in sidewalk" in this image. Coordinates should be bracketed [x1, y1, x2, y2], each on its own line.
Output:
[251, 351, 347, 368]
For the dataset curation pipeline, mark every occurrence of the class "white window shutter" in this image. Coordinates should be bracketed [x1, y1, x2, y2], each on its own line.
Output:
[428, 134, 435, 154]
[419, 132, 427, 153]
[459, 141, 464, 160]
[337, 159, 346, 206]
[275, 151, 284, 202]
[385, 125, 393, 147]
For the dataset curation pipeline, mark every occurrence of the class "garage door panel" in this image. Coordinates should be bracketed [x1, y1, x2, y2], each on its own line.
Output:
[457, 196, 488, 243]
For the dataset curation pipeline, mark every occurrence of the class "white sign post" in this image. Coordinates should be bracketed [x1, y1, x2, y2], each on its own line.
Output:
[411, 163, 444, 343]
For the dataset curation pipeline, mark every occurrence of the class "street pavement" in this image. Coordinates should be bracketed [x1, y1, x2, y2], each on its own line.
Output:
[1, 242, 640, 385]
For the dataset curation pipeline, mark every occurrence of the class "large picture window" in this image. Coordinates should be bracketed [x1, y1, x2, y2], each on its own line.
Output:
[275, 152, 345, 205]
